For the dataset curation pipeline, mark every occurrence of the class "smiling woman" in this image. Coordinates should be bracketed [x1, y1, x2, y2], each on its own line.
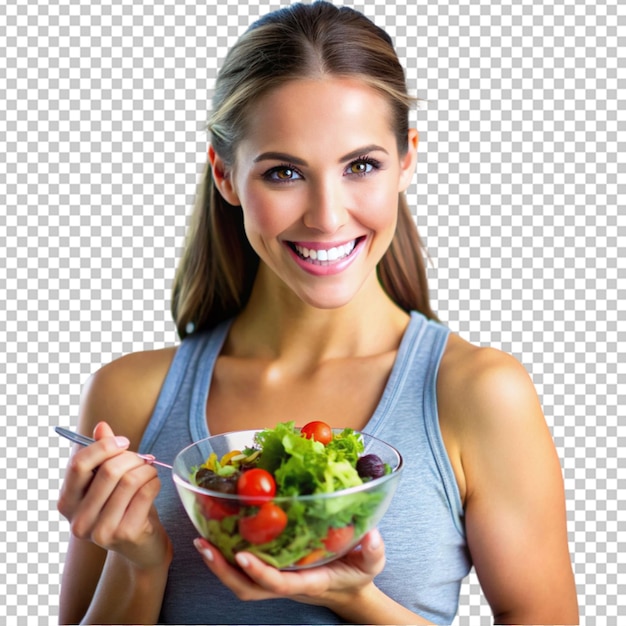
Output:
[171, 5, 435, 336]
[56, 2, 578, 625]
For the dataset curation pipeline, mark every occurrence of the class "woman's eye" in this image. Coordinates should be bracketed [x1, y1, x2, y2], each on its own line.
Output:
[346, 158, 380, 176]
[349, 162, 370, 174]
[264, 166, 302, 182]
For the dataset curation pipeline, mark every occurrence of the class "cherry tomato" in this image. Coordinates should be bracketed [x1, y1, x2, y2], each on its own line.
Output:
[238, 502, 288, 544]
[300, 420, 333, 445]
[322, 525, 355, 554]
[197, 494, 238, 521]
[237, 468, 276, 505]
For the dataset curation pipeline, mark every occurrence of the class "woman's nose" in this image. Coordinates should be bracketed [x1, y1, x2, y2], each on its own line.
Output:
[302, 179, 348, 233]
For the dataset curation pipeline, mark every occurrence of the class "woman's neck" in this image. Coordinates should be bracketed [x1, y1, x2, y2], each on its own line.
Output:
[225, 266, 410, 364]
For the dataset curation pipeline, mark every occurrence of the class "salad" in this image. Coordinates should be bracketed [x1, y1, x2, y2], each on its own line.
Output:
[189, 421, 392, 569]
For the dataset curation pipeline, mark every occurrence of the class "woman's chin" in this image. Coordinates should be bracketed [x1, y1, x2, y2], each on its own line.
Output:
[290, 281, 373, 312]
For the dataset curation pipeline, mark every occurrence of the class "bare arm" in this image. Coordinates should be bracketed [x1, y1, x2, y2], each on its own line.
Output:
[60, 538, 170, 625]
[57, 349, 175, 624]
[58, 538, 106, 624]
[72, 549, 170, 625]
[441, 345, 578, 624]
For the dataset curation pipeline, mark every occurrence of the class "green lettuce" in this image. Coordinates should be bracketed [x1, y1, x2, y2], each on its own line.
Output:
[254, 421, 365, 496]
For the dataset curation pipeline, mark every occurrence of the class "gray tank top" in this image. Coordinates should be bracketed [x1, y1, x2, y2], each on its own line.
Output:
[140, 311, 471, 624]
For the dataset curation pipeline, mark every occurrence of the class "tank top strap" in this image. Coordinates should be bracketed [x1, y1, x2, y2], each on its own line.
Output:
[139, 319, 232, 457]
[364, 312, 463, 534]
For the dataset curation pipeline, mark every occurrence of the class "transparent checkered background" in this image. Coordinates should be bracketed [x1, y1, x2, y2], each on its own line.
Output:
[1, 0, 623, 623]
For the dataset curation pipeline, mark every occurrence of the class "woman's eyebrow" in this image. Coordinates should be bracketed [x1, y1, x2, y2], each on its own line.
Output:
[253, 144, 389, 166]
[340, 144, 389, 162]
[253, 151, 308, 166]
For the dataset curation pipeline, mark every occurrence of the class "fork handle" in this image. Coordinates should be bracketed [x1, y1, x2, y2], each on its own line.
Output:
[55, 426, 172, 470]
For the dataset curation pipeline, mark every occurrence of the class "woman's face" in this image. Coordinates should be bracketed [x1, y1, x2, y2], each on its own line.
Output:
[211, 77, 418, 310]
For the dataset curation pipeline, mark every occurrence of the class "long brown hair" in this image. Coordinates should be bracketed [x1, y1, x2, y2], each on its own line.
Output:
[172, 1, 437, 339]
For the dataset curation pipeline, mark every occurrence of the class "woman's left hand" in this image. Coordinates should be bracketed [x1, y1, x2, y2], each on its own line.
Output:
[194, 529, 385, 609]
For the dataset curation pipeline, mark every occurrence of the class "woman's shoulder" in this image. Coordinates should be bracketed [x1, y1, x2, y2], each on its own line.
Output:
[436, 333, 546, 502]
[438, 333, 544, 436]
[77, 346, 178, 449]
[438, 333, 541, 424]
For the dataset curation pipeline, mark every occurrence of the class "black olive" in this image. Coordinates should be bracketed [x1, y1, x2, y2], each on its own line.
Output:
[356, 454, 386, 480]
[195, 468, 239, 494]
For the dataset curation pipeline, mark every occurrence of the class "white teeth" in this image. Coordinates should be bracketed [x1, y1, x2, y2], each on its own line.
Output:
[293, 240, 357, 263]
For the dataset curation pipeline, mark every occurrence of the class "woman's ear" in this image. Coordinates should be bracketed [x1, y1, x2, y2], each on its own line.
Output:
[208, 145, 241, 206]
[398, 129, 419, 193]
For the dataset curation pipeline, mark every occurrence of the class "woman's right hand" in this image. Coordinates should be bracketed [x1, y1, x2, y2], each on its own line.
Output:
[57, 421, 172, 570]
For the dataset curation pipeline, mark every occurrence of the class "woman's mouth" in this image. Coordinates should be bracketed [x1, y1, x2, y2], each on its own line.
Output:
[284, 237, 365, 276]
[289, 239, 359, 264]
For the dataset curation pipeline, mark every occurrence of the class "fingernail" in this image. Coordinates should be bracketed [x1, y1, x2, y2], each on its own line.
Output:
[369, 529, 381, 550]
[114, 436, 130, 448]
[236, 553, 249, 568]
[194, 538, 213, 562]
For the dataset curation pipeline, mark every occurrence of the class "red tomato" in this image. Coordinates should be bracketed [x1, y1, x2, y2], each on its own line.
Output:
[237, 468, 276, 506]
[322, 525, 355, 554]
[197, 494, 238, 521]
[238, 502, 288, 545]
[300, 420, 333, 445]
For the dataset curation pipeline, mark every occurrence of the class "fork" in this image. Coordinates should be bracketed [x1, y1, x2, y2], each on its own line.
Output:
[55, 426, 173, 469]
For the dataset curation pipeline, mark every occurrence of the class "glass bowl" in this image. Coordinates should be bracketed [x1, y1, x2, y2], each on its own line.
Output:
[172, 428, 403, 570]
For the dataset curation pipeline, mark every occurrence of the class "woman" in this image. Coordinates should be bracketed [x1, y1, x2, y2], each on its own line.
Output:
[57, 2, 578, 624]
